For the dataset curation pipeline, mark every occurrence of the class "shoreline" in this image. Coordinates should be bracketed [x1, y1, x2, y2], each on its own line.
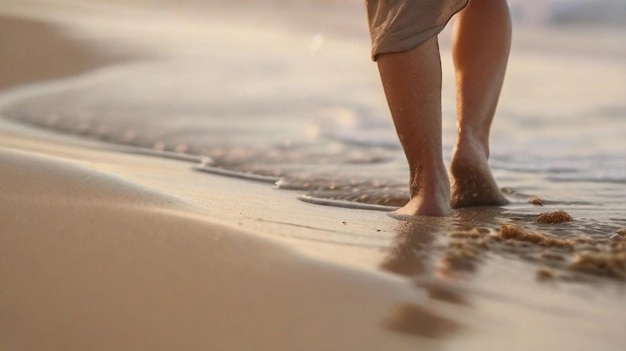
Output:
[0, 2, 624, 350]
[0, 124, 422, 351]
[2, 113, 624, 351]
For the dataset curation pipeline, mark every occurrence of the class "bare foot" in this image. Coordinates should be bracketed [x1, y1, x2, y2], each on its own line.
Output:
[392, 162, 451, 217]
[393, 194, 451, 218]
[450, 138, 508, 209]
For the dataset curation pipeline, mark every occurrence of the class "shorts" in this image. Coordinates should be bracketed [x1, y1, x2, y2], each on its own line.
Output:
[366, 0, 469, 60]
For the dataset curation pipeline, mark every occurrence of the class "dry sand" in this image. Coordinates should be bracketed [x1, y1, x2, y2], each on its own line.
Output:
[0, 15, 128, 93]
[1, 1, 625, 350]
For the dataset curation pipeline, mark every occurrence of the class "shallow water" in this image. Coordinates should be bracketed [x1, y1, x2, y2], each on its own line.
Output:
[1, 3, 625, 349]
[1, 0, 624, 239]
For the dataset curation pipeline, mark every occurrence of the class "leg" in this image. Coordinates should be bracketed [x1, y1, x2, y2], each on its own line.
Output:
[449, 0, 511, 208]
[377, 37, 450, 217]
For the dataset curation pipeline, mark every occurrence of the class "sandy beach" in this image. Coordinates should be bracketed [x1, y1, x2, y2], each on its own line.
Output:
[1, 1, 624, 350]
[4, 101, 625, 351]
[0, 130, 419, 351]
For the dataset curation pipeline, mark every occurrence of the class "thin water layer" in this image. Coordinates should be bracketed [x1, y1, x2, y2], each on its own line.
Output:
[1, 0, 624, 275]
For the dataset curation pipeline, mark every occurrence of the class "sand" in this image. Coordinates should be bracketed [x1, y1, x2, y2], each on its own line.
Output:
[1, 1, 625, 350]
[0, 142, 416, 351]
[4, 107, 624, 351]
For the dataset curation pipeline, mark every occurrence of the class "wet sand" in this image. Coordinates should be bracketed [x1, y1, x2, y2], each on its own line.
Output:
[1, 1, 625, 350]
[0, 133, 419, 351]
[2, 118, 625, 350]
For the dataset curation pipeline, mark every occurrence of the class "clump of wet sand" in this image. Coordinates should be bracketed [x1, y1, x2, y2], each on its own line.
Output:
[449, 227, 489, 240]
[536, 210, 572, 224]
[569, 243, 626, 280]
[536, 267, 556, 281]
[498, 224, 575, 248]
[436, 239, 489, 277]
[388, 222, 623, 282]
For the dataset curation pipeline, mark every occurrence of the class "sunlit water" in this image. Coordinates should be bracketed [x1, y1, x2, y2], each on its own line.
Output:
[1, 0, 624, 237]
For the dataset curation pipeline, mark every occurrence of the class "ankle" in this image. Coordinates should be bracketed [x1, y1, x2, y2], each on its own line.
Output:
[455, 128, 490, 159]
[408, 159, 449, 197]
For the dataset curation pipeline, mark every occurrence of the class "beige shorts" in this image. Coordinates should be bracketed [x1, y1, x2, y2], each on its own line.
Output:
[367, 0, 469, 60]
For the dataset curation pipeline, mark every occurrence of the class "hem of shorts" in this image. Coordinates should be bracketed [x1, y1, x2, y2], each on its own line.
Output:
[370, 0, 469, 61]
[371, 25, 443, 61]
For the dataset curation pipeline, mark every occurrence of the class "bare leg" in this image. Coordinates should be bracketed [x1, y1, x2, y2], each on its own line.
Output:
[450, 0, 511, 208]
[377, 37, 450, 217]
